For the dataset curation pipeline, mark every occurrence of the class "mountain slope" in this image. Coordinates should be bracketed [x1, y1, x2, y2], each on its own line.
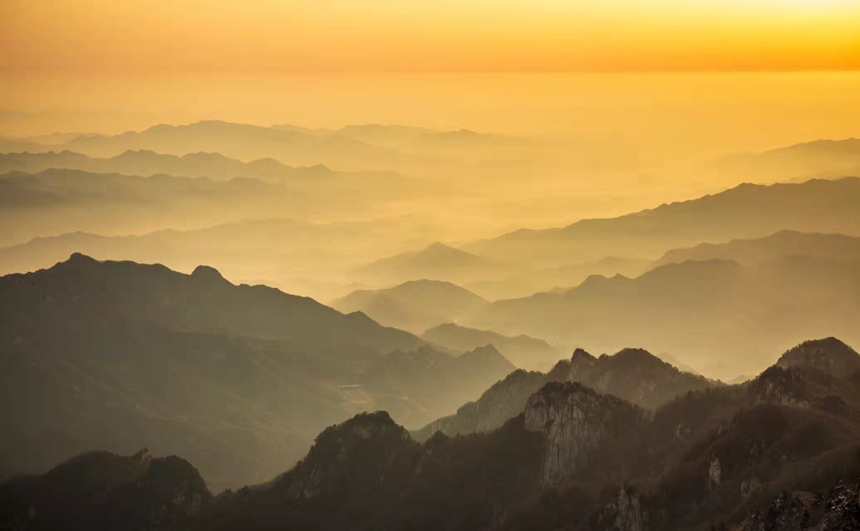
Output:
[466, 177, 860, 265]
[332, 280, 488, 333]
[4, 338, 860, 531]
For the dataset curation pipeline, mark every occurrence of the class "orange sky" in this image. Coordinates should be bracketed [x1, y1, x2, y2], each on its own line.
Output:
[2, 0, 860, 75]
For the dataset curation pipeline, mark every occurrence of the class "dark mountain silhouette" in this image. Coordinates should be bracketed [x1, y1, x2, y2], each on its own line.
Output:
[331, 280, 488, 333]
[466, 177, 860, 266]
[656, 230, 860, 267]
[8, 338, 859, 530]
[421, 323, 563, 371]
[0, 254, 431, 489]
[776, 337, 860, 379]
[0, 149, 335, 183]
[358, 345, 516, 429]
[466, 256, 860, 379]
[352, 242, 502, 286]
[0, 449, 210, 531]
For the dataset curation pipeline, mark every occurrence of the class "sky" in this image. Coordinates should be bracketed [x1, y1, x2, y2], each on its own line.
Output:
[2, 0, 860, 75]
[1, 0, 859, 149]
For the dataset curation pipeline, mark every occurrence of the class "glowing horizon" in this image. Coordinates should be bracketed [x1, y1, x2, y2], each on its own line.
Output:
[2, 0, 860, 76]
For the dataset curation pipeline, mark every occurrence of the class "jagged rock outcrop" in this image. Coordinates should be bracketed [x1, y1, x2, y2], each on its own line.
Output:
[562, 348, 716, 410]
[591, 486, 648, 531]
[524, 381, 645, 484]
[281, 411, 418, 500]
[776, 338, 860, 378]
[733, 481, 860, 530]
[747, 366, 812, 407]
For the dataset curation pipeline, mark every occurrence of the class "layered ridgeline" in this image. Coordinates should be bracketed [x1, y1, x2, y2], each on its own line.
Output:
[422, 323, 564, 371]
[717, 138, 860, 183]
[4, 338, 860, 531]
[0, 255, 516, 490]
[0, 150, 334, 183]
[0, 166, 405, 248]
[331, 280, 489, 334]
[0, 121, 532, 173]
[465, 177, 860, 267]
[466, 255, 860, 379]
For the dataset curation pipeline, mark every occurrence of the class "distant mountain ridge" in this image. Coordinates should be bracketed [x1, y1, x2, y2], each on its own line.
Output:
[421, 323, 562, 371]
[466, 177, 860, 265]
[0, 149, 333, 183]
[332, 279, 488, 333]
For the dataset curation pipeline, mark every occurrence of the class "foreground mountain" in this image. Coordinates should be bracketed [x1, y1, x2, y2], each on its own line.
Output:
[0, 449, 211, 531]
[467, 256, 860, 379]
[466, 177, 860, 266]
[331, 280, 488, 334]
[7, 338, 859, 530]
[422, 323, 563, 371]
[0, 254, 442, 488]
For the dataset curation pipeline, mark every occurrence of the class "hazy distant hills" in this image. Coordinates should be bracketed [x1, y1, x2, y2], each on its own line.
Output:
[655, 230, 860, 267]
[0, 121, 529, 172]
[352, 242, 505, 286]
[0, 149, 335, 183]
[0, 218, 441, 301]
[331, 279, 488, 334]
[422, 323, 563, 371]
[466, 177, 860, 266]
[0, 255, 524, 489]
[0, 167, 407, 248]
[719, 138, 860, 182]
[466, 256, 860, 378]
[13, 338, 859, 530]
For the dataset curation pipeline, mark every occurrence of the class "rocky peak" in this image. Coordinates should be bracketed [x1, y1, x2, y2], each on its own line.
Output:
[282, 411, 418, 500]
[748, 366, 811, 407]
[524, 381, 644, 485]
[776, 337, 860, 378]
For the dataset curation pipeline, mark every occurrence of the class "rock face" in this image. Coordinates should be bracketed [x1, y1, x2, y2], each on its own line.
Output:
[593, 486, 647, 531]
[282, 411, 418, 500]
[734, 482, 860, 531]
[524, 381, 645, 485]
[776, 337, 860, 378]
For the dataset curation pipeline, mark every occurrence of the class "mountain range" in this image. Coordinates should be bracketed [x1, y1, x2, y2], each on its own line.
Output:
[0, 255, 515, 490]
[4, 337, 860, 530]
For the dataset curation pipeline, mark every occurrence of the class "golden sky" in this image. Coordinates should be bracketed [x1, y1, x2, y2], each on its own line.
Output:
[2, 0, 860, 75]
